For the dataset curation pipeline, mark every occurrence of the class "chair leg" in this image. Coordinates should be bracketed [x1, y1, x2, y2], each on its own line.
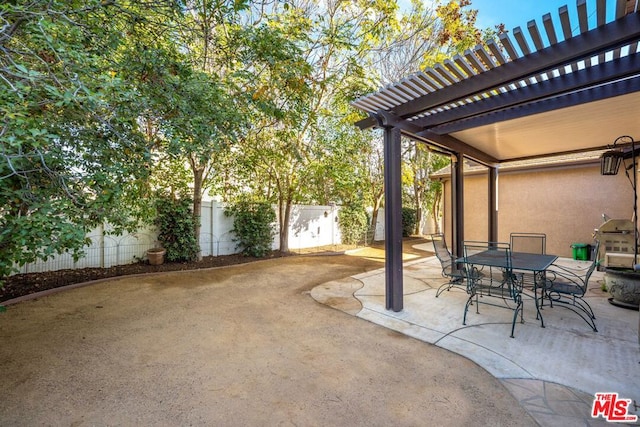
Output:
[534, 284, 545, 328]
[463, 293, 475, 325]
[435, 283, 449, 298]
[545, 291, 598, 332]
[436, 277, 463, 298]
[508, 295, 523, 338]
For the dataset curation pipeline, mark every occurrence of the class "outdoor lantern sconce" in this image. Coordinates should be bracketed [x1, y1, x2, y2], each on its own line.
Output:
[600, 135, 638, 266]
[600, 149, 624, 175]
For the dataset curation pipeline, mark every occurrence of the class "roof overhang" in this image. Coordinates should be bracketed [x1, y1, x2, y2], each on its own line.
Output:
[352, 0, 640, 166]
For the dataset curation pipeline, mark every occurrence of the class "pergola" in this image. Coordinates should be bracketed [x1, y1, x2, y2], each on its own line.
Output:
[351, 0, 640, 312]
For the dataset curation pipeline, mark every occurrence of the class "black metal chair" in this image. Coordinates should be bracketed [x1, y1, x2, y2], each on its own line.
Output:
[510, 232, 546, 289]
[430, 234, 465, 297]
[462, 241, 524, 338]
[510, 232, 546, 254]
[540, 241, 600, 332]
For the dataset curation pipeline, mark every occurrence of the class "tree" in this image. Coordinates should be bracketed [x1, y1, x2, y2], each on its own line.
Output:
[425, 153, 450, 234]
[403, 141, 450, 235]
[0, 1, 178, 280]
[362, 0, 500, 236]
[132, 1, 315, 258]
[157, 69, 243, 260]
[223, 0, 400, 252]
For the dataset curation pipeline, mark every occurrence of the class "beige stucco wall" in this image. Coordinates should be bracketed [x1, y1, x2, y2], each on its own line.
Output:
[441, 162, 632, 258]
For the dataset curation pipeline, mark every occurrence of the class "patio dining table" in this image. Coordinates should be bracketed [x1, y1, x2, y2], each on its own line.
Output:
[457, 251, 558, 327]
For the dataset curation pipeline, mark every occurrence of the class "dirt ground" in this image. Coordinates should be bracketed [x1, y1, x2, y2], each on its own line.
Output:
[1, 251, 294, 303]
[0, 239, 536, 426]
[1, 242, 372, 303]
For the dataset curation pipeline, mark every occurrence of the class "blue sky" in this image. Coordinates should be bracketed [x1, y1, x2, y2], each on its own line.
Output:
[472, 0, 574, 31]
[471, 0, 617, 39]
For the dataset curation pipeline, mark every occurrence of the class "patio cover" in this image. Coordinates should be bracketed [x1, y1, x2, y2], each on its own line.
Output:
[351, 0, 640, 311]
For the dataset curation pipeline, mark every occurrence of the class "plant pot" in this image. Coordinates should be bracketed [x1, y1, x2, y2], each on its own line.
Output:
[147, 248, 166, 266]
[605, 269, 640, 310]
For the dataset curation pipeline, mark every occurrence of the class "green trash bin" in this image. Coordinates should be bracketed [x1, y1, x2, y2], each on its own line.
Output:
[571, 243, 589, 261]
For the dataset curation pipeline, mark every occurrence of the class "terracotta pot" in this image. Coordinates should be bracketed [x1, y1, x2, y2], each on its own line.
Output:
[147, 248, 166, 265]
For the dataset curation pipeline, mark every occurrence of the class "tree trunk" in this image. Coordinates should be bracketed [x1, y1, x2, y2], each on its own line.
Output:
[371, 192, 384, 240]
[415, 192, 423, 236]
[192, 167, 204, 261]
[278, 195, 292, 253]
[431, 188, 442, 234]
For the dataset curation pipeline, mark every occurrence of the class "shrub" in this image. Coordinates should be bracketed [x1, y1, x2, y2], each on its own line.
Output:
[155, 195, 199, 262]
[338, 203, 369, 245]
[401, 207, 417, 237]
[225, 201, 276, 257]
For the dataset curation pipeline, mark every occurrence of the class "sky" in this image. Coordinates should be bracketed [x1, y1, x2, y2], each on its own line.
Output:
[470, 0, 617, 38]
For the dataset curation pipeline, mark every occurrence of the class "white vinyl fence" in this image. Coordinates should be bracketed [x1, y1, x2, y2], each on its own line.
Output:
[13, 202, 343, 275]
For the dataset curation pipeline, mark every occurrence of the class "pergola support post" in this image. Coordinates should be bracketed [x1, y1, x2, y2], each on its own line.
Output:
[488, 166, 498, 242]
[383, 125, 403, 312]
[451, 153, 465, 259]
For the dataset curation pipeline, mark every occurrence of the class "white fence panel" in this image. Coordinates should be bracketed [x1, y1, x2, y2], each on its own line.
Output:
[288, 205, 341, 249]
[12, 202, 346, 276]
[199, 201, 237, 256]
[15, 226, 157, 275]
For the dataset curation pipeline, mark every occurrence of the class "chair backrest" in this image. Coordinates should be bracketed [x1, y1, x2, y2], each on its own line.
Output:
[431, 234, 456, 276]
[553, 241, 601, 296]
[463, 241, 517, 297]
[583, 240, 601, 285]
[510, 232, 546, 254]
[463, 241, 512, 270]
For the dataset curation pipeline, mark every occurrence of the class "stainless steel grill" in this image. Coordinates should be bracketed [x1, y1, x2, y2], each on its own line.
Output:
[595, 219, 636, 268]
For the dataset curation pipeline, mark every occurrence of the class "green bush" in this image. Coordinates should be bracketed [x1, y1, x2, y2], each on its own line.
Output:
[338, 203, 369, 245]
[401, 207, 417, 237]
[225, 201, 276, 257]
[155, 195, 199, 262]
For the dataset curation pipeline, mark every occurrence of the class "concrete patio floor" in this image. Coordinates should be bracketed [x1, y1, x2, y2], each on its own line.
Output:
[312, 244, 640, 426]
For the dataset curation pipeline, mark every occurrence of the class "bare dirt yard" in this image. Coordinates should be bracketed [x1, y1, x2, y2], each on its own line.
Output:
[1, 239, 431, 303]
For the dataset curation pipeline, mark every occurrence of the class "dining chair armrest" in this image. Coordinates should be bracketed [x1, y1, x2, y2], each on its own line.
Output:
[546, 265, 584, 285]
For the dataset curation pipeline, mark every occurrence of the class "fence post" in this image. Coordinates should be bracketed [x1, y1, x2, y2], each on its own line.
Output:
[100, 223, 105, 268]
[210, 201, 214, 257]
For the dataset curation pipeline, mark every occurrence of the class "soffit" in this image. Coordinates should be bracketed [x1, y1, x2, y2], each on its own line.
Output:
[451, 90, 640, 160]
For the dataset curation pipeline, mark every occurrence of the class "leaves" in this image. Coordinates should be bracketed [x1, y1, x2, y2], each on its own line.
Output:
[0, 0, 489, 279]
[155, 195, 199, 262]
[0, 1, 166, 279]
[225, 200, 276, 257]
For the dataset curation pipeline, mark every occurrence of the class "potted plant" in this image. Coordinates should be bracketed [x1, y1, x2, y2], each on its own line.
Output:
[147, 246, 166, 265]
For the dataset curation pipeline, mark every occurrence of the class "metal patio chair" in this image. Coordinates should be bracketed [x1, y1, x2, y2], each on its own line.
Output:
[510, 232, 546, 254]
[430, 234, 465, 297]
[510, 232, 546, 289]
[462, 241, 524, 338]
[540, 241, 600, 332]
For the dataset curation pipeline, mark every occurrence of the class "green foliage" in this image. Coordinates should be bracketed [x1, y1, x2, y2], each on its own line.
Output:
[155, 195, 199, 262]
[0, 1, 166, 281]
[225, 201, 276, 257]
[0, 0, 489, 279]
[339, 203, 370, 245]
[402, 207, 417, 237]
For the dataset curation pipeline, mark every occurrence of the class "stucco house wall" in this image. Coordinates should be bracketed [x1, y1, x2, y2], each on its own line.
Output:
[439, 158, 632, 258]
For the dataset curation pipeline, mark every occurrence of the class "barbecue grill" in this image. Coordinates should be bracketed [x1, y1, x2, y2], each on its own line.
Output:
[594, 219, 636, 268]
